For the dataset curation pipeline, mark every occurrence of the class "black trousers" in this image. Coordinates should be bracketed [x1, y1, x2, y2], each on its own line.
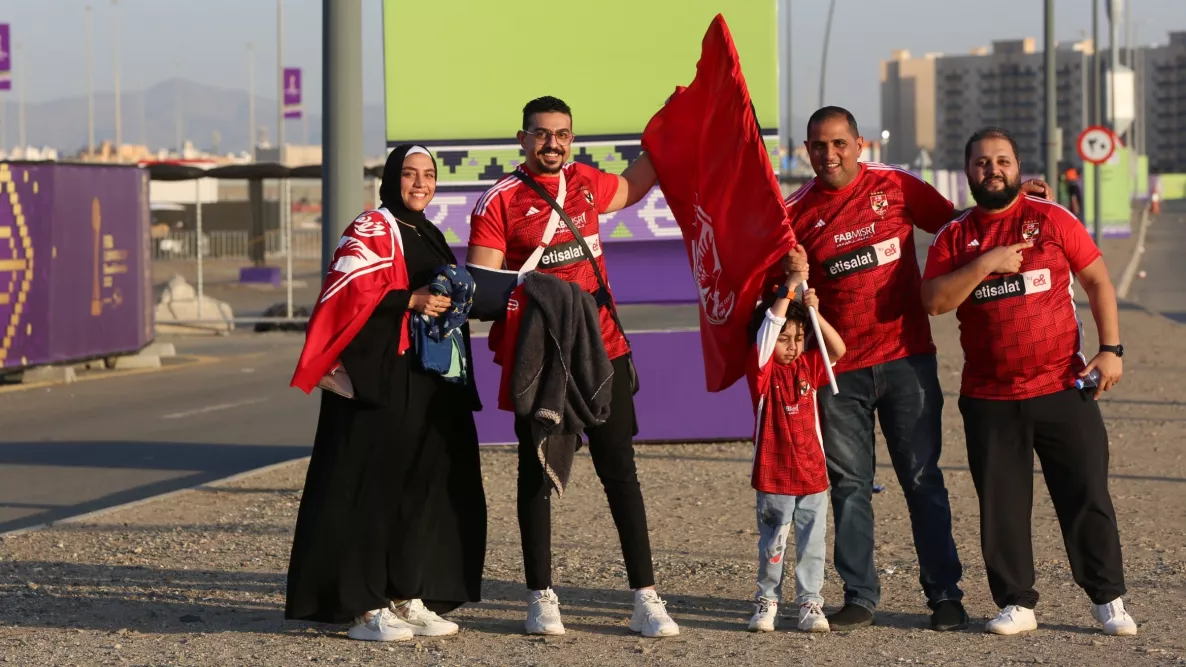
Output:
[515, 356, 655, 591]
[959, 388, 1126, 609]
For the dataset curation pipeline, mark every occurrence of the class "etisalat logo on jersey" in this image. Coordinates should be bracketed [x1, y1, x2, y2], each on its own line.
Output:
[972, 268, 1052, 304]
[821, 236, 902, 278]
[538, 233, 603, 268]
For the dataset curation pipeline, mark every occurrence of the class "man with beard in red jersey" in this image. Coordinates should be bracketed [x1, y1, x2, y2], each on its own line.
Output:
[921, 126, 1134, 637]
[782, 106, 1051, 632]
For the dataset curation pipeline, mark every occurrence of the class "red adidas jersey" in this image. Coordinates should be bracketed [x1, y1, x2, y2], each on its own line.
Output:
[784, 163, 955, 373]
[745, 310, 830, 496]
[922, 195, 1102, 400]
[469, 162, 628, 360]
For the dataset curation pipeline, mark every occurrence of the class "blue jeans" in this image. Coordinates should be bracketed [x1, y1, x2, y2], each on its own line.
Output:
[817, 353, 963, 611]
[755, 491, 828, 605]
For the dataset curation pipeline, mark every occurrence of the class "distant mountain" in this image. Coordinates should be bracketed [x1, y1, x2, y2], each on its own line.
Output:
[0, 78, 387, 156]
[0, 79, 811, 157]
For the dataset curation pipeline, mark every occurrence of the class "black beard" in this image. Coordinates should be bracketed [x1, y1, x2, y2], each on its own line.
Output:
[969, 176, 1021, 209]
[534, 150, 564, 174]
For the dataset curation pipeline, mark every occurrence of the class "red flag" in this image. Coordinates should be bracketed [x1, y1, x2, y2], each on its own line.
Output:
[291, 210, 412, 393]
[641, 14, 795, 392]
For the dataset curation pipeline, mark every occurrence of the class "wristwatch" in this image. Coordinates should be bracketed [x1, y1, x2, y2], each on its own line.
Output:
[775, 284, 792, 300]
[1099, 344, 1124, 358]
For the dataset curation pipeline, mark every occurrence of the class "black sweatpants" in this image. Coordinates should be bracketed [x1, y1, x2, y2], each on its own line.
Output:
[959, 388, 1126, 609]
[516, 355, 655, 591]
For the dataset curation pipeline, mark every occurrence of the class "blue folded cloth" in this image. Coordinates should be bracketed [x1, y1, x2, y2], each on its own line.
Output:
[411, 264, 474, 383]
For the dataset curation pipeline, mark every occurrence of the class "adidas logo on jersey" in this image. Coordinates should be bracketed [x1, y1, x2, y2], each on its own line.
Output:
[814, 219, 826, 228]
[967, 239, 980, 247]
[526, 206, 542, 217]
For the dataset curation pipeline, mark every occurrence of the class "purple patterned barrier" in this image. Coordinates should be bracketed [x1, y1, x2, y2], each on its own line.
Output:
[429, 186, 682, 246]
[0, 162, 151, 371]
[470, 329, 754, 445]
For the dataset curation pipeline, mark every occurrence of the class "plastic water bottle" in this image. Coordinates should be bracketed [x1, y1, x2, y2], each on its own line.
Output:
[1074, 369, 1101, 390]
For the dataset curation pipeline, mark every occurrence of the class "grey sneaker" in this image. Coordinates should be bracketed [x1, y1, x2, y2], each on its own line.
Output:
[525, 588, 565, 636]
[748, 597, 778, 632]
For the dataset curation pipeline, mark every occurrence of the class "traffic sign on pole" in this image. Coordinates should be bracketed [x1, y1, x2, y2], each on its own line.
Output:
[1078, 125, 1117, 164]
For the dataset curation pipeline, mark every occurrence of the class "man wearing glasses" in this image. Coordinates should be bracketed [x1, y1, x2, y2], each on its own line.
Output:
[467, 96, 679, 638]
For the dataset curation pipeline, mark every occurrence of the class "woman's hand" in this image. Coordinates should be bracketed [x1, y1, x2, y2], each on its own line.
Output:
[409, 286, 452, 318]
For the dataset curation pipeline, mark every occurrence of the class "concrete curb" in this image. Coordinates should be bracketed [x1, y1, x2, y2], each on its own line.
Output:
[1117, 204, 1151, 299]
[0, 456, 312, 539]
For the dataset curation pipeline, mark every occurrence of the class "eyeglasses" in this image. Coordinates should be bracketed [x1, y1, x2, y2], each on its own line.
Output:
[522, 128, 574, 145]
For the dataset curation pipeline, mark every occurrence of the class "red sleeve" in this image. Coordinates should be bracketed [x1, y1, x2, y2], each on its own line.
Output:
[894, 169, 956, 234]
[468, 186, 508, 253]
[575, 162, 623, 214]
[1049, 204, 1102, 273]
[921, 225, 958, 281]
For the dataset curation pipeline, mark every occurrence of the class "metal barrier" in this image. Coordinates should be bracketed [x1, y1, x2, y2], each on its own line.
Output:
[152, 229, 320, 261]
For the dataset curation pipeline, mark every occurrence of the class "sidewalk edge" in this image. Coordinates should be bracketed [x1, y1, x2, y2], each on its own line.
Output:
[1117, 205, 1151, 299]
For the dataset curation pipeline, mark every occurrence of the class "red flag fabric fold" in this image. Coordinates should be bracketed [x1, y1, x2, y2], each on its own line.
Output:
[291, 209, 412, 393]
[641, 14, 796, 392]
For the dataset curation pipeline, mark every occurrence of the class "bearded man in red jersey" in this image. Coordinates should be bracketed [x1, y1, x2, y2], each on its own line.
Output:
[920, 126, 1134, 637]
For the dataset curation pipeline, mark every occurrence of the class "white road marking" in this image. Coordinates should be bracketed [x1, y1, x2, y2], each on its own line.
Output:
[161, 398, 268, 420]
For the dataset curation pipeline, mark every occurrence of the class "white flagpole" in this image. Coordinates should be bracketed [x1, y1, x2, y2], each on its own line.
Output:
[800, 279, 838, 395]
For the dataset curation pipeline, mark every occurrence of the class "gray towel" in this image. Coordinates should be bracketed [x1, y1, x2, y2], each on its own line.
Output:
[511, 272, 615, 497]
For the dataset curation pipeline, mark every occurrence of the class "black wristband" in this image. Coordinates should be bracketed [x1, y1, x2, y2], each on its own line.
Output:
[1099, 344, 1124, 358]
[775, 284, 791, 300]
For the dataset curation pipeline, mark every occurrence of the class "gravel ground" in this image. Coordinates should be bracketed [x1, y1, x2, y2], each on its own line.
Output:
[4, 238, 1184, 666]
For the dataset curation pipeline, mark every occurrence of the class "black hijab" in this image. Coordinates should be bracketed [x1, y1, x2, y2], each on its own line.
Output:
[380, 143, 455, 263]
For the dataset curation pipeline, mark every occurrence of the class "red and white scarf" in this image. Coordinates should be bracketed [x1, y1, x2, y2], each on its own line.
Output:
[290, 208, 411, 393]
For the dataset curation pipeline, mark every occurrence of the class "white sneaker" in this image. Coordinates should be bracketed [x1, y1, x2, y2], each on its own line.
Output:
[346, 608, 414, 642]
[748, 597, 778, 632]
[525, 588, 565, 636]
[985, 605, 1038, 635]
[629, 590, 680, 638]
[1091, 598, 1137, 636]
[797, 601, 830, 633]
[389, 599, 460, 637]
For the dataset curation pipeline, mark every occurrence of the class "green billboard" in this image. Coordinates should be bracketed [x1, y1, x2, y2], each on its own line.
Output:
[382, 1, 779, 145]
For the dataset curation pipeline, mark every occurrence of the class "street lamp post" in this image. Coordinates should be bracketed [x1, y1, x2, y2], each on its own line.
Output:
[86, 4, 94, 158]
[112, 0, 121, 161]
[248, 42, 256, 161]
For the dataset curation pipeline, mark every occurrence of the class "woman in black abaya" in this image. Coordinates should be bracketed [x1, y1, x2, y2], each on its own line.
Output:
[285, 145, 486, 642]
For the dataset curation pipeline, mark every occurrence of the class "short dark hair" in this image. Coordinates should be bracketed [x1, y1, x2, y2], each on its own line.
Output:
[747, 291, 811, 345]
[784, 301, 809, 333]
[806, 106, 860, 139]
[522, 96, 572, 131]
[964, 126, 1020, 167]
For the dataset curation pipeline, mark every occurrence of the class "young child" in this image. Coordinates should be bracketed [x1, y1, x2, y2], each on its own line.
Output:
[745, 245, 846, 633]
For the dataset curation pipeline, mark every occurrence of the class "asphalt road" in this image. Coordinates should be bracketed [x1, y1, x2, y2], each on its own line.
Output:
[1127, 206, 1186, 324]
[0, 334, 317, 534]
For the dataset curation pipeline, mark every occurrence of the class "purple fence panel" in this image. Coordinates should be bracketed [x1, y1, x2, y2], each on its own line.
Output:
[0, 162, 150, 372]
[0, 163, 54, 369]
[470, 329, 754, 445]
[47, 165, 151, 362]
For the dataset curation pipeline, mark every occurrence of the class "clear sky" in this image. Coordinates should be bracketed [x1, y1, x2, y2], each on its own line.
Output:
[1, 0, 1184, 131]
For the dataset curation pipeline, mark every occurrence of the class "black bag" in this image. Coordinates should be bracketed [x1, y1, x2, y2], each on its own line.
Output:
[513, 170, 640, 395]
